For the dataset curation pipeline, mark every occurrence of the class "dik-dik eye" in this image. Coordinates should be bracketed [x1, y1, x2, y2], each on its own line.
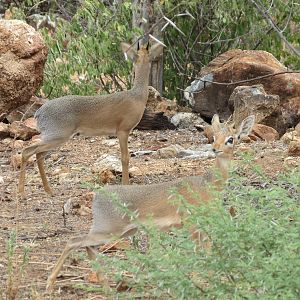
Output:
[225, 136, 234, 145]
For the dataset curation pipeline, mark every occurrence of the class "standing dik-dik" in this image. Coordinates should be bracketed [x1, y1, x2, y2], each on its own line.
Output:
[46, 114, 255, 290]
[18, 41, 164, 196]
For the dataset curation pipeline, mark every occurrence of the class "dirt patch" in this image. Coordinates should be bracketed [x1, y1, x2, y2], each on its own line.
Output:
[0, 129, 298, 299]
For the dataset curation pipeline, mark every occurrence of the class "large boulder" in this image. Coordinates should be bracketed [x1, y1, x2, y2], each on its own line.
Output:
[185, 49, 300, 128]
[0, 20, 48, 121]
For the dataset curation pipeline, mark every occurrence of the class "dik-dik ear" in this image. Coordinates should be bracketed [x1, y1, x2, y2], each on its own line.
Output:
[236, 115, 255, 140]
[149, 43, 164, 61]
[211, 114, 222, 133]
[121, 42, 138, 62]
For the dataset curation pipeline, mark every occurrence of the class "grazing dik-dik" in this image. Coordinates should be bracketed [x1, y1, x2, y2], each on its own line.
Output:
[46, 114, 255, 290]
[18, 40, 164, 196]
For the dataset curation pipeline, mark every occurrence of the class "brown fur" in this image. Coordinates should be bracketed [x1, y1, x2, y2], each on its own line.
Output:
[18, 41, 164, 197]
[46, 114, 255, 291]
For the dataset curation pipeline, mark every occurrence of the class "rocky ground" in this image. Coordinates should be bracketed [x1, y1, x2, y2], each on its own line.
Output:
[0, 128, 299, 299]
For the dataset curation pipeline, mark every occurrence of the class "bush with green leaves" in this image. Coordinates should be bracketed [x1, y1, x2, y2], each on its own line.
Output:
[9, 0, 300, 101]
[88, 162, 300, 299]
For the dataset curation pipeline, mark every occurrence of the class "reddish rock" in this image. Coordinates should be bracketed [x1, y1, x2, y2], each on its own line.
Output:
[288, 140, 300, 156]
[251, 124, 279, 142]
[0, 20, 48, 120]
[9, 117, 39, 140]
[185, 49, 300, 129]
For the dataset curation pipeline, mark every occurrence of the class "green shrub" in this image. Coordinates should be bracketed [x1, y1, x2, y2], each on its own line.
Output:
[90, 164, 299, 299]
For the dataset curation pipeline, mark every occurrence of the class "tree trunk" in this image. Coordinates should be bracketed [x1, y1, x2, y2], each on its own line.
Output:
[136, 109, 175, 130]
[132, 0, 164, 94]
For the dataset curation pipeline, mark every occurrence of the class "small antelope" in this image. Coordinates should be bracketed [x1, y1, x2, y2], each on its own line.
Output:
[18, 40, 164, 196]
[46, 114, 255, 290]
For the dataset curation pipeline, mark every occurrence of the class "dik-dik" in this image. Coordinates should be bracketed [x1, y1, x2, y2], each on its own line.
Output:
[46, 114, 255, 290]
[18, 40, 164, 197]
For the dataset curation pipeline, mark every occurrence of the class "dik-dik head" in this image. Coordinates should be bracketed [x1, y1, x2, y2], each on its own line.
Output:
[211, 114, 255, 157]
[121, 40, 164, 67]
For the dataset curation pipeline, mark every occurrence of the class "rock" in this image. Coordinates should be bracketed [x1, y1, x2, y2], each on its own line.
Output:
[5, 96, 46, 123]
[288, 140, 300, 156]
[0, 20, 48, 120]
[157, 144, 184, 158]
[1, 137, 12, 146]
[131, 150, 155, 157]
[102, 138, 118, 147]
[136, 87, 177, 130]
[230, 85, 285, 135]
[251, 124, 279, 142]
[9, 139, 24, 150]
[9, 118, 38, 140]
[147, 86, 177, 116]
[99, 169, 116, 184]
[295, 122, 300, 135]
[184, 49, 300, 129]
[284, 157, 299, 167]
[170, 112, 207, 129]
[177, 147, 215, 159]
[92, 155, 122, 174]
[11, 153, 35, 169]
[0, 122, 9, 138]
[280, 131, 300, 145]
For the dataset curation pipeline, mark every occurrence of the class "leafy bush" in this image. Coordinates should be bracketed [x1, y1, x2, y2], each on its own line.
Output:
[91, 163, 299, 299]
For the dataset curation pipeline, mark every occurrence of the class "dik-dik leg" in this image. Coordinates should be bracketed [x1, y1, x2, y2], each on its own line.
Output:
[46, 232, 114, 291]
[117, 130, 130, 185]
[18, 138, 68, 197]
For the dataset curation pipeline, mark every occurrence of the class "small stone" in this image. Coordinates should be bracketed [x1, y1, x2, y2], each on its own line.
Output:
[288, 140, 300, 156]
[0, 122, 10, 138]
[99, 169, 116, 184]
[157, 144, 184, 158]
[280, 131, 300, 145]
[9, 139, 24, 150]
[102, 139, 118, 147]
[11, 153, 34, 169]
[9, 119, 39, 140]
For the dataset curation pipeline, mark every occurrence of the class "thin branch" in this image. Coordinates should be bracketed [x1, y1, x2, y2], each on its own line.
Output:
[178, 71, 300, 93]
[250, 0, 300, 58]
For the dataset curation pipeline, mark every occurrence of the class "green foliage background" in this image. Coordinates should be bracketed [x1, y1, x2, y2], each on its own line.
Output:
[8, 0, 300, 101]
[6, 0, 300, 101]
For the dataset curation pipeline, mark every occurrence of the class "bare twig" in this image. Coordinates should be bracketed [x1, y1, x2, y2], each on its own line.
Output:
[250, 0, 300, 58]
[178, 71, 300, 93]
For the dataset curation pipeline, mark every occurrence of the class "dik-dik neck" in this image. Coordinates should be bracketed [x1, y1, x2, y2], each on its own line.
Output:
[210, 153, 233, 190]
[131, 61, 150, 97]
